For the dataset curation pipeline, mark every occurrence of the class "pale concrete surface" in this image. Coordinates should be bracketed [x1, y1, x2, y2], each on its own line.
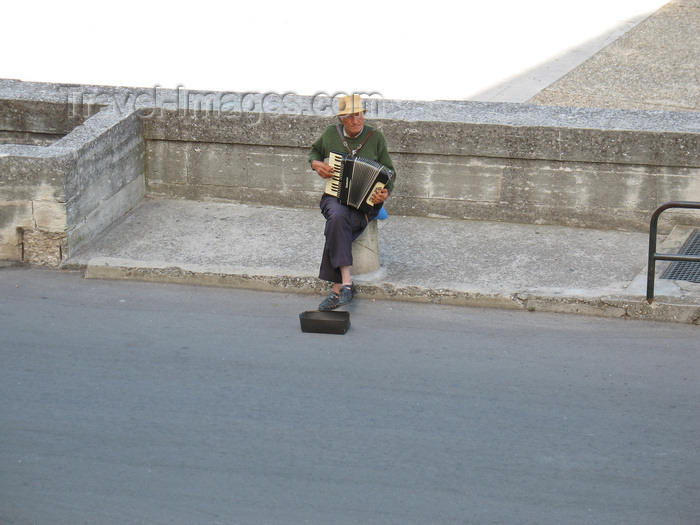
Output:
[65, 198, 700, 324]
[469, 11, 653, 103]
[529, 0, 700, 111]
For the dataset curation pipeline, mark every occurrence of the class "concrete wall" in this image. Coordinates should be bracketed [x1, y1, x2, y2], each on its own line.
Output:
[0, 98, 91, 146]
[1, 81, 699, 267]
[0, 82, 145, 264]
[60, 108, 146, 258]
[143, 97, 700, 232]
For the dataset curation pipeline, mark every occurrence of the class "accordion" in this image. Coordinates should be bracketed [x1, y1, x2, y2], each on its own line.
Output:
[324, 150, 394, 213]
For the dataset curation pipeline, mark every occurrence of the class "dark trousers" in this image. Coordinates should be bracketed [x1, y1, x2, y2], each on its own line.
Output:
[319, 194, 379, 283]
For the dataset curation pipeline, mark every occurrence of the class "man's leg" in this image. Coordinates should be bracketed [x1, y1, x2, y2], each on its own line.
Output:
[318, 196, 366, 310]
[319, 196, 367, 283]
[332, 266, 352, 293]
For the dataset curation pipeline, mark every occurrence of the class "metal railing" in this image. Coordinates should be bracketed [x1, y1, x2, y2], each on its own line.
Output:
[647, 201, 700, 303]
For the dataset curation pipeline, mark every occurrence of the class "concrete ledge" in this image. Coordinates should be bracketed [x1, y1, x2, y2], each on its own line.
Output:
[83, 256, 329, 294]
[62, 198, 698, 325]
[83, 256, 699, 324]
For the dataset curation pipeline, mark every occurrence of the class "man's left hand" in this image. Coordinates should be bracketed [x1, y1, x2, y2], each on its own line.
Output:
[371, 188, 389, 204]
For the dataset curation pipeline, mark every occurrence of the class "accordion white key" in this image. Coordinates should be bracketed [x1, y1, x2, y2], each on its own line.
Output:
[325, 150, 394, 213]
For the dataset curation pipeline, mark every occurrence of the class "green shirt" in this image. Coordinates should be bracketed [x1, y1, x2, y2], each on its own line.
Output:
[309, 124, 396, 194]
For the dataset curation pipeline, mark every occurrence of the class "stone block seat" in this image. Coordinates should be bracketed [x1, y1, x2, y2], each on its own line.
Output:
[350, 207, 388, 276]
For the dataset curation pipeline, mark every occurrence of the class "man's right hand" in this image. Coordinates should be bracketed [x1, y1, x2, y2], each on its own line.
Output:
[312, 160, 334, 179]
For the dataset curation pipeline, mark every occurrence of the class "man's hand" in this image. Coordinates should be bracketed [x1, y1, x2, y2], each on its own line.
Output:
[370, 188, 389, 204]
[312, 160, 334, 179]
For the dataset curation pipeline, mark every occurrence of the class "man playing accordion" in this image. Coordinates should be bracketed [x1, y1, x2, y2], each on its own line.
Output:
[309, 94, 397, 311]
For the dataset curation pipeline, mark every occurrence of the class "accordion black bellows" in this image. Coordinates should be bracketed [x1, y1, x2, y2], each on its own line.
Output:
[325, 150, 394, 213]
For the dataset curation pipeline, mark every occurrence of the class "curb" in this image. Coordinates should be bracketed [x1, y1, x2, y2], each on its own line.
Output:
[82, 257, 700, 325]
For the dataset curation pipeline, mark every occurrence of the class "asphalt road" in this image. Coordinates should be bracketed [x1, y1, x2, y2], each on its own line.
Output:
[1, 267, 698, 524]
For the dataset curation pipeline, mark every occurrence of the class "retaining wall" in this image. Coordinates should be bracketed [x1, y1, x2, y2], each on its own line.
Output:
[0, 81, 145, 264]
[144, 101, 700, 231]
[1, 80, 699, 267]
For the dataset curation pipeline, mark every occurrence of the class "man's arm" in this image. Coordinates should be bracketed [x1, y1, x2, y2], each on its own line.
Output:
[375, 133, 396, 195]
[309, 128, 335, 179]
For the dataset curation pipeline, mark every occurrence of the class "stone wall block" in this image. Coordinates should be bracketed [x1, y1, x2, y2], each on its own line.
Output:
[146, 140, 188, 186]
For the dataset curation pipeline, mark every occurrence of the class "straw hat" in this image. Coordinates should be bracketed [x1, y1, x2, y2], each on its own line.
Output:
[336, 94, 367, 117]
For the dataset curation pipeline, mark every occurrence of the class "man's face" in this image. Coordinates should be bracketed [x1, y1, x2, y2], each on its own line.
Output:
[341, 111, 364, 138]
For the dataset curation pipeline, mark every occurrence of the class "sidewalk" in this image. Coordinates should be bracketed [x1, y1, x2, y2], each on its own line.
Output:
[65, 198, 700, 324]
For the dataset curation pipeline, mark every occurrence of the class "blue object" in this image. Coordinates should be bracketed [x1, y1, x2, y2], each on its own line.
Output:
[376, 207, 388, 220]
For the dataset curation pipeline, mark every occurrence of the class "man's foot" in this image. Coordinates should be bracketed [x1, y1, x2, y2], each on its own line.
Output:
[318, 284, 354, 311]
[319, 291, 340, 311]
[338, 284, 354, 306]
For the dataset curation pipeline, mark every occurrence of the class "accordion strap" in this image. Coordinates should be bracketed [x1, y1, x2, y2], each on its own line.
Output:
[336, 124, 375, 157]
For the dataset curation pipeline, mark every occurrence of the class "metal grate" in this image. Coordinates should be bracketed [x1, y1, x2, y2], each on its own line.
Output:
[661, 229, 700, 283]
